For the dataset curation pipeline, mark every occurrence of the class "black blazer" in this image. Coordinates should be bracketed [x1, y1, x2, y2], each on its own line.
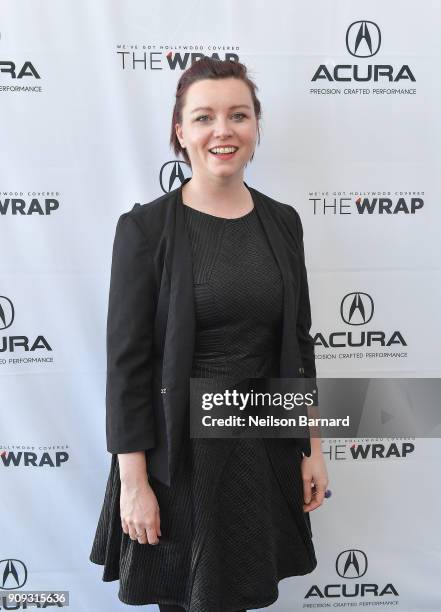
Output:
[105, 177, 317, 487]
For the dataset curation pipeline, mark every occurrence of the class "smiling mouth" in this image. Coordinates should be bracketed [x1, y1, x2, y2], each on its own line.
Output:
[208, 146, 239, 155]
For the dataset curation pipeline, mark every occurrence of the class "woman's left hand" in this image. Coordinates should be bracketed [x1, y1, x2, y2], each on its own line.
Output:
[301, 441, 329, 512]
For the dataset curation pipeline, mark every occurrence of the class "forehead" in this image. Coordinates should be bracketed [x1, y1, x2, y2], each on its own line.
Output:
[184, 77, 252, 111]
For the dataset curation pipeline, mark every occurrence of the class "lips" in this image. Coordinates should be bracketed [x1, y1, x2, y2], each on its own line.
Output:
[208, 146, 239, 154]
[209, 150, 238, 160]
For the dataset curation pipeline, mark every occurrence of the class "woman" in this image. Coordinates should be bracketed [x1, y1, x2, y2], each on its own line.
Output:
[90, 57, 328, 612]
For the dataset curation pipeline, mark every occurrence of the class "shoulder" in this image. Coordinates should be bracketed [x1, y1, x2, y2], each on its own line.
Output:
[249, 185, 302, 238]
[128, 187, 175, 224]
[115, 186, 178, 243]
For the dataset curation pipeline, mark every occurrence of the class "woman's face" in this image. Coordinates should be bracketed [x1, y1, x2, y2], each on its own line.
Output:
[175, 77, 258, 180]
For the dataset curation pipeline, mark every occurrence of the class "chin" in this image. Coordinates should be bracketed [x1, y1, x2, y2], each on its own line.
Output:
[209, 161, 245, 176]
[212, 170, 241, 180]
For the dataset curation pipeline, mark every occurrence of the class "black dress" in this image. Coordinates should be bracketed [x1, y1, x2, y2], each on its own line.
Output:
[90, 203, 317, 611]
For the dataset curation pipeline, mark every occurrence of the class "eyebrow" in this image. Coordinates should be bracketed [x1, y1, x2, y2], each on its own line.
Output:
[190, 104, 251, 114]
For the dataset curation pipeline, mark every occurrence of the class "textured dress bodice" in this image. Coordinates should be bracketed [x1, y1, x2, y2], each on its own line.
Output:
[183, 204, 284, 379]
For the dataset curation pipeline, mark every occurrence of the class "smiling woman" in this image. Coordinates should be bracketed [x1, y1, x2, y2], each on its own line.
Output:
[169, 72, 262, 218]
[172, 75, 260, 210]
[90, 56, 328, 612]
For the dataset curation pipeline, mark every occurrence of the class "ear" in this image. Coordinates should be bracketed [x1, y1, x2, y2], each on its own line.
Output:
[175, 123, 185, 148]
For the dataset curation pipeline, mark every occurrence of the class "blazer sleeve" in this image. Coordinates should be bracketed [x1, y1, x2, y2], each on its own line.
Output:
[290, 207, 319, 406]
[105, 211, 157, 454]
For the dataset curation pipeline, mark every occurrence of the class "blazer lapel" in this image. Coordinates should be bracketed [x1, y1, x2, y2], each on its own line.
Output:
[246, 183, 301, 378]
[161, 178, 196, 480]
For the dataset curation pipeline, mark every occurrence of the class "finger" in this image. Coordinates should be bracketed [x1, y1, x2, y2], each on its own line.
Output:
[156, 508, 162, 537]
[135, 527, 148, 545]
[128, 525, 139, 541]
[121, 518, 129, 535]
[303, 478, 312, 505]
[303, 491, 321, 512]
[303, 498, 321, 512]
[146, 525, 159, 545]
[303, 484, 326, 512]
[305, 499, 321, 512]
[314, 484, 326, 507]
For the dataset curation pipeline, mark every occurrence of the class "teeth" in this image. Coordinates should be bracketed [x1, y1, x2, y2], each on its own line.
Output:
[210, 147, 237, 154]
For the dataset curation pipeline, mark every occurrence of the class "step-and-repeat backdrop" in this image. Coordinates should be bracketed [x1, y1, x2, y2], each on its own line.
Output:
[1, 1, 440, 610]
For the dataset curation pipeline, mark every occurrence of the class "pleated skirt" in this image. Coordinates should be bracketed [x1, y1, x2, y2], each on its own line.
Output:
[90, 434, 317, 612]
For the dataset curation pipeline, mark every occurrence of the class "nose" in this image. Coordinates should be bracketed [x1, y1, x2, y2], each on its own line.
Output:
[213, 117, 234, 138]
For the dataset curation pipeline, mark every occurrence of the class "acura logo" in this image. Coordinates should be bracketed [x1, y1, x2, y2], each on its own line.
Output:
[346, 21, 381, 58]
[0, 296, 14, 330]
[0, 558, 27, 589]
[336, 549, 368, 579]
[159, 160, 191, 193]
[340, 292, 374, 326]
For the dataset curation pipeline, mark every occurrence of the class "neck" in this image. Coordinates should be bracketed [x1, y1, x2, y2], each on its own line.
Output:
[182, 173, 251, 212]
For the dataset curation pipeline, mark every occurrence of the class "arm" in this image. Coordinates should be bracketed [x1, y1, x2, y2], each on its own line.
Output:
[105, 212, 161, 544]
[292, 209, 320, 426]
[118, 450, 161, 545]
[292, 208, 317, 388]
[105, 212, 157, 455]
[291, 207, 329, 510]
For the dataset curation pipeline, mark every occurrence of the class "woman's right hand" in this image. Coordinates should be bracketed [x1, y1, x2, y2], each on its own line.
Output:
[120, 480, 162, 545]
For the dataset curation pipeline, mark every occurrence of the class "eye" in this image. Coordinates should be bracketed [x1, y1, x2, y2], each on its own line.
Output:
[195, 113, 248, 123]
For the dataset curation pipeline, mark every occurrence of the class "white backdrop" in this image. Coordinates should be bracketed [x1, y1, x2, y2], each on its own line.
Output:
[1, 1, 440, 610]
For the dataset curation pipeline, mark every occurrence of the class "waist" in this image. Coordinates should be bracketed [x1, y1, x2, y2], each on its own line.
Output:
[191, 348, 280, 378]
